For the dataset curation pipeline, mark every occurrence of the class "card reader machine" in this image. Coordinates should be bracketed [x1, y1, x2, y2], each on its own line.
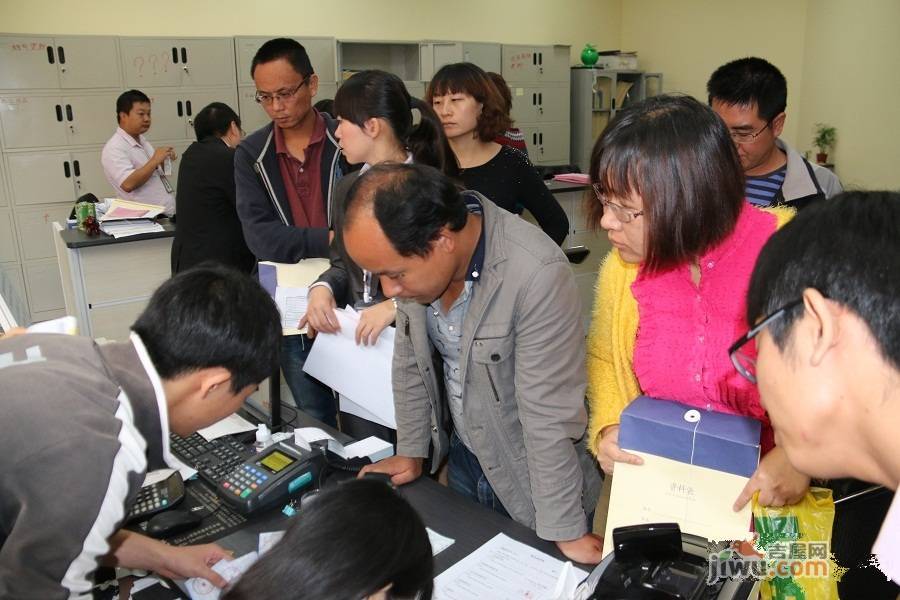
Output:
[218, 441, 322, 515]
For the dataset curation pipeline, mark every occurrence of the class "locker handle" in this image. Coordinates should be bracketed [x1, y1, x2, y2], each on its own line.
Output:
[172, 47, 179, 64]
[177, 100, 183, 117]
[55, 104, 63, 122]
[532, 93, 536, 105]
[532, 133, 537, 145]
[65, 104, 73, 122]
[185, 100, 192, 116]
[63, 161, 71, 178]
[46, 46, 55, 65]
[538, 93, 542, 105]
[73, 160, 81, 177]
[532, 53, 537, 66]
[539, 52, 543, 66]
[181, 47, 187, 64]
[57, 46, 66, 64]
[539, 132, 543, 145]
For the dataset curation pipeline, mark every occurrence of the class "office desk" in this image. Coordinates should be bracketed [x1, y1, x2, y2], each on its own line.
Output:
[53, 220, 174, 341]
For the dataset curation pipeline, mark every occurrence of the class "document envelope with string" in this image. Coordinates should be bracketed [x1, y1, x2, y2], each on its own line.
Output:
[618, 396, 761, 477]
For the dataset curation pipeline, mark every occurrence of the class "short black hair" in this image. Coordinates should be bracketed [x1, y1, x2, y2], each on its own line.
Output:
[747, 191, 900, 370]
[222, 479, 434, 600]
[251, 37, 313, 79]
[344, 163, 468, 258]
[587, 94, 745, 271]
[131, 265, 281, 392]
[707, 57, 788, 122]
[116, 89, 150, 122]
[193, 102, 241, 141]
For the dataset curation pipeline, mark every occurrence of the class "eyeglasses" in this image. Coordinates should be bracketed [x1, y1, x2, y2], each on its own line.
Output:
[729, 299, 803, 383]
[730, 121, 771, 144]
[254, 78, 310, 105]
[592, 184, 644, 224]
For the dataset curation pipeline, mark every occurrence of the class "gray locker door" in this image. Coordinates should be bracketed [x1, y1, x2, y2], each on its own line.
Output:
[143, 91, 190, 141]
[540, 47, 571, 83]
[237, 86, 270, 134]
[6, 152, 77, 205]
[501, 45, 543, 83]
[120, 38, 181, 87]
[462, 43, 502, 73]
[15, 202, 73, 261]
[0, 95, 68, 149]
[405, 81, 425, 100]
[70, 149, 116, 199]
[0, 210, 18, 262]
[65, 94, 120, 146]
[24, 258, 65, 314]
[509, 86, 541, 124]
[55, 37, 122, 89]
[427, 43, 463, 80]
[180, 38, 237, 87]
[536, 85, 570, 123]
[0, 160, 7, 207]
[528, 122, 569, 164]
[0, 264, 28, 325]
[314, 82, 339, 104]
[0, 36, 59, 89]
[182, 88, 239, 135]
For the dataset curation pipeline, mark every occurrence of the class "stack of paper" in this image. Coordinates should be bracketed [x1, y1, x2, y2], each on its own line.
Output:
[99, 219, 165, 238]
[98, 198, 166, 221]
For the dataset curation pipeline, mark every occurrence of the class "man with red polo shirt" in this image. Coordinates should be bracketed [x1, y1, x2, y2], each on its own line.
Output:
[235, 38, 347, 427]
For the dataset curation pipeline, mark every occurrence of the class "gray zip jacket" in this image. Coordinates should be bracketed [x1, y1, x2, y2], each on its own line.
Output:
[393, 196, 600, 541]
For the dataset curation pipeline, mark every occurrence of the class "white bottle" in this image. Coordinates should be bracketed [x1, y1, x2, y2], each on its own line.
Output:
[255, 423, 272, 452]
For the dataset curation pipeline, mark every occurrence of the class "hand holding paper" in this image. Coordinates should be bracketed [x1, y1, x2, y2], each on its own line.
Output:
[301, 286, 340, 335]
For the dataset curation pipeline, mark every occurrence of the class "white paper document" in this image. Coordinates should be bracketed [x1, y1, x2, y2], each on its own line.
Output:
[141, 468, 175, 488]
[186, 551, 258, 600]
[427, 528, 455, 555]
[197, 412, 257, 441]
[274, 285, 308, 331]
[303, 307, 396, 429]
[258, 531, 285, 556]
[603, 451, 753, 557]
[433, 533, 588, 600]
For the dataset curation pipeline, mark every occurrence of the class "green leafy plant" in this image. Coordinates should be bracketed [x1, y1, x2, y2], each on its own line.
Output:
[813, 123, 837, 155]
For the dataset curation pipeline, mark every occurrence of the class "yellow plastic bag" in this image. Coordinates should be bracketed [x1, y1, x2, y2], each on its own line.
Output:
[752, 487, 839, 600]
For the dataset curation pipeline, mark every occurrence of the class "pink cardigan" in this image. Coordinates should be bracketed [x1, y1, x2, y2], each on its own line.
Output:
[631, 204, 778, 452]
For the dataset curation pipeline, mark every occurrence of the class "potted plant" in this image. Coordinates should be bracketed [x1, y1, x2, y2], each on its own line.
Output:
[813, 123, 837, 164]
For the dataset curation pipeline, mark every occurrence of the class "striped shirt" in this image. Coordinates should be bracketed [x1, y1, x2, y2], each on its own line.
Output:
[745, 166, 787, 207]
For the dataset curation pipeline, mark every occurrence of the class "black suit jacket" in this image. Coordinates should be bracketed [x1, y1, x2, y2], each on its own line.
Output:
[171, 137, 255, 274]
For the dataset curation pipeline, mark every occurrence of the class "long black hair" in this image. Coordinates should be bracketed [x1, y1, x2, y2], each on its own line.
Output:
[334, 69, 458, 177]
[222, 478, 434, 599]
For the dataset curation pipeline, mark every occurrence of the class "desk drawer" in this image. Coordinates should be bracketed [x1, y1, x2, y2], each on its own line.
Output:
[89, 299, 151, 342]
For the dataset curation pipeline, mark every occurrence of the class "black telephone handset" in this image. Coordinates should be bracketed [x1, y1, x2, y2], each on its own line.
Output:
[125, 471, 186, 524]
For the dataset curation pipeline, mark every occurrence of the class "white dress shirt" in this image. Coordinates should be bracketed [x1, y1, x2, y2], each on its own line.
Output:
[100, 127, 175, 215]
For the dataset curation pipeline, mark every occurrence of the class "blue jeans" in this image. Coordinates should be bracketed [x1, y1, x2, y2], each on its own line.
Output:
[448, 432, 509, 517]
[281, 335, 337, 427]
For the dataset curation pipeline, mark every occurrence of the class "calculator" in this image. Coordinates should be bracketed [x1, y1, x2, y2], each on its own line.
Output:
[125, 471, 186, 523]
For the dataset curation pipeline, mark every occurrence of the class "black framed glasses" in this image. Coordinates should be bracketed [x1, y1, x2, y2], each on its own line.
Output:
[254, 78, 310, 105]
[729, 299, 803, 383]
[730, 121, 771, 144]
[592, 184, 644, 224]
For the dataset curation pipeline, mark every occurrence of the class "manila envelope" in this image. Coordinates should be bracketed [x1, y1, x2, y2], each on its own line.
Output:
[602, 451, 752, 557]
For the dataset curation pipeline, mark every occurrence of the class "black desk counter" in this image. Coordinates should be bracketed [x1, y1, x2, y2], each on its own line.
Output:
[546, 179, 589, 195]
[59, 218, 175, 249]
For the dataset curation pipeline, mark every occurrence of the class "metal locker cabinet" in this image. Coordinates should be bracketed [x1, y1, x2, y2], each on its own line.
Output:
[6, 152, 78, 205]
[0, 36, 60, 89]
[181, 87, 240, 135]
[179, 38, 236, 87]
[509, 85, 542, 124]
[0, 210, 19, 263]
[142, 90, 191, 141]
[15, 202, 73, 261]
[68, 149, 113, 199]
[405, 81, 425, 100]
[420, 42, 501, 81]
[23, 258, 65, 314]
[0, 264, 27, 318]
[536, 85, 570, 123]
[64, 93, 120, 146]
[0, 95, 69, 149]
[501, 45, 543, 83]
[55, 37, 122, 89]
[237, 86, 269, 134]
[120, 38, 182, 87]
[540, 46, 571, 83]
[533, 122, 569, 163]
[0, 159, 7, 207]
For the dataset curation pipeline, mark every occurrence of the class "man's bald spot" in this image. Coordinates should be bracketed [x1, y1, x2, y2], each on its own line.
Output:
[343, 167, 409, 231]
